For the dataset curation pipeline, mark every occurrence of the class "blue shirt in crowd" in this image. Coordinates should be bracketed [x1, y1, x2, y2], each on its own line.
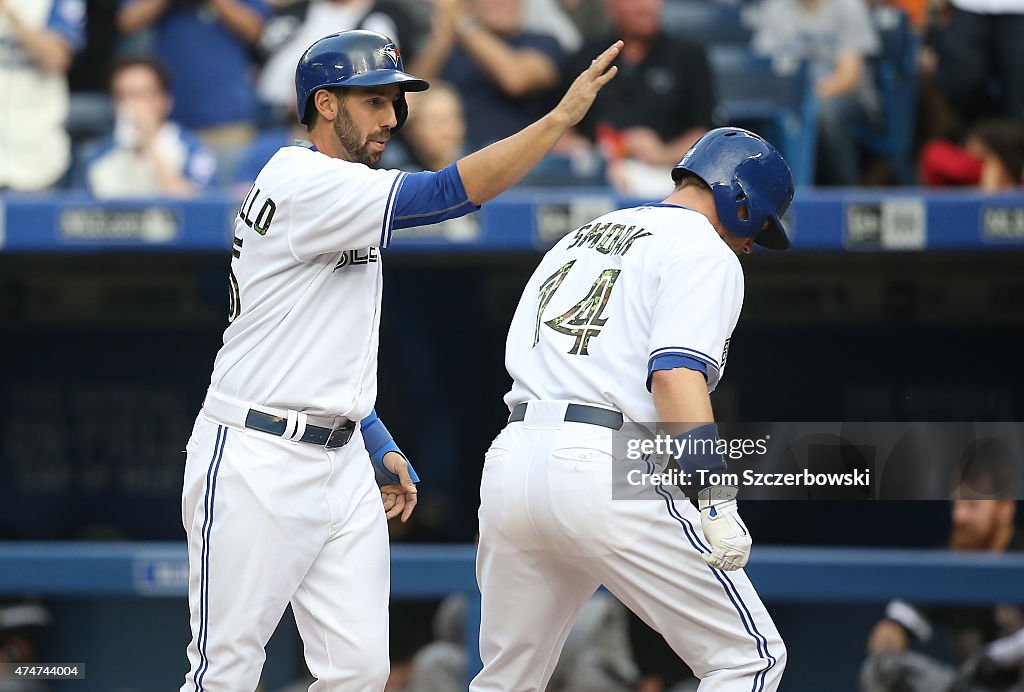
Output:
[442, 31, 564, 150]
[119, 0, 269, 130]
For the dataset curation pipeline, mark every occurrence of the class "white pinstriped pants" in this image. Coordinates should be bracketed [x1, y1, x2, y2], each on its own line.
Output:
[471, 401, 786, 692]
[179, 411, 390, 692]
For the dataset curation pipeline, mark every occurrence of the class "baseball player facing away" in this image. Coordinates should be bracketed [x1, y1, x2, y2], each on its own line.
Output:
[472, 128, 796, 692]
[180, 30, 621, 692]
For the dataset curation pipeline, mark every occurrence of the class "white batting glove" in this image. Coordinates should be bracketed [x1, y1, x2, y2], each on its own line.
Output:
[698, 486, 751, 571]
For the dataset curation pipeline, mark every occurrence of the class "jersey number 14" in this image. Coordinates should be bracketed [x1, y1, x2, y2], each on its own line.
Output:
[534, 260, 620, 356]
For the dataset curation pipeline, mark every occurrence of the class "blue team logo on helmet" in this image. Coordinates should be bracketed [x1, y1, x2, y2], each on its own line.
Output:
[294, 30, 429, 128]
[672, 128, 795, 250]
[381, 43, 401, 68]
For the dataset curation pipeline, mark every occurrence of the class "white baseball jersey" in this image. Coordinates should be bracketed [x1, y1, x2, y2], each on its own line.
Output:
[209, 145, 406, 419]
[182, 147, 473, 690]
[474, 203, 784, 692]
[504, 203, 744, 423]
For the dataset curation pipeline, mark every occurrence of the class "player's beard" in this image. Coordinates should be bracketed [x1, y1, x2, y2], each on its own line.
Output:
[333, 108, 388, 166]
[950, 518, 1000, 550]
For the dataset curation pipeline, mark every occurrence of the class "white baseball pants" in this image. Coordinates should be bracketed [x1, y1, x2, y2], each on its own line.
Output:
[471, 400, 786, 692]
[179, 401, 390, 692]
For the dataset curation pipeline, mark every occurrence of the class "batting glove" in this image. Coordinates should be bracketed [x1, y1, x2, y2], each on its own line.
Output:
[698, 486, 751, 571]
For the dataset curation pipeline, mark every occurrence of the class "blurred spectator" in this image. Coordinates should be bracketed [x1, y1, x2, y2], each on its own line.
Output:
[393, 594, 465, 692]
[557, 0, 607, 38]
[559, 0, 716, 197]
[234, 127, 306, 188]
[84, 57, 217, 198]
[117, 0, 269, 145]
[383, 82, 467, 172]
[920, 118, 1024, 191]
[390, 592, 638, 692]
[411, 0, 564, 150]
[753, 0, 881, 186]
[0, 600, 50, 692]
[867, 0, 927, 28]
[550, 594, 637, 692]
[0, 0, 86, 191]
[257, 0, 427, 116]
[522, 0, 581, 53]
[861, 457, 1023, 692]
[628, 609, 698, 692]
[933, 0, 1024, 128]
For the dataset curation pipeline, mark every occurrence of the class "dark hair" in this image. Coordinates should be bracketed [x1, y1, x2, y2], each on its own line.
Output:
[971, 118, 1024, 185]
[673, 170, 712, 193]
[109, 56, 172, 94]
[304, 87, 348, 130]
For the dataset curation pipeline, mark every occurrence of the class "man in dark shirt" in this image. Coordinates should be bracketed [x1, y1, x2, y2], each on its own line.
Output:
[411, 0, 564, 150]
[561, 0, 716, 179]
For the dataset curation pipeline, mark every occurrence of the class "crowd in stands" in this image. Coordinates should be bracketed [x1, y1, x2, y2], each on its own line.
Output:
[1, 0, 1022, 198]
[860, 455, 1024, 692]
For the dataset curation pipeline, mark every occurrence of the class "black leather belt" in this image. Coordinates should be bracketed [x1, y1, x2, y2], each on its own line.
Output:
[244, 409, 356, 449]
[508, 402, 623, 430]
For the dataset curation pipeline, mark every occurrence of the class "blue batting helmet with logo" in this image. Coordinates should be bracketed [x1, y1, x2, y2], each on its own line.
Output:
[295, 30, 429, 129]
[672, 128, 795, 250]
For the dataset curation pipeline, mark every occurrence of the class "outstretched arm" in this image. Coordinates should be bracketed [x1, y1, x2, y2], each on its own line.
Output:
[389, 41, 620, 230]
[455, 40, 621, 206]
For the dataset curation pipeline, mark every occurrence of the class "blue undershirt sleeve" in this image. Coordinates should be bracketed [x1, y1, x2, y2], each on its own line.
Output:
[360, 409, 420, 486]
[390, 163, 478, 231]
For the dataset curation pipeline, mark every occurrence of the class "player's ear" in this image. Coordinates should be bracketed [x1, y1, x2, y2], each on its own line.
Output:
[313, 88, 339, 123]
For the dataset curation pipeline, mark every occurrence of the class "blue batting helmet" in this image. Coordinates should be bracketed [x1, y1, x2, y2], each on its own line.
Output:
[295, 30, 429, 129]
[672, 128, 795, 250]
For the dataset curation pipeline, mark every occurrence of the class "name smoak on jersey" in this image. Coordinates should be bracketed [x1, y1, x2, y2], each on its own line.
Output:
[566, 222, 652, 255]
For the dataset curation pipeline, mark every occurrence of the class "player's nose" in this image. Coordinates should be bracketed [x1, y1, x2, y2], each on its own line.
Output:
[382, 102, 399, 130]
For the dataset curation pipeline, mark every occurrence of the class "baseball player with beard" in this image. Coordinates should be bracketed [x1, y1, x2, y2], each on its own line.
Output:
[180, 29, 621, 691]
[472, 128, 795, 692]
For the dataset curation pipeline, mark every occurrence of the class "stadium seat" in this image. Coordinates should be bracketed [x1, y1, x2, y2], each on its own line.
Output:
[662, 0, 756, 45]
[708, 46, 818, 185]
[856, 5, 920, 184]
[519, 152, 608, 188]
[65, 91, 114, 149]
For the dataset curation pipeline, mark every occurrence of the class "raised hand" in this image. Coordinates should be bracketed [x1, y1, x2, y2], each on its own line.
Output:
[552, 40, 622, 129]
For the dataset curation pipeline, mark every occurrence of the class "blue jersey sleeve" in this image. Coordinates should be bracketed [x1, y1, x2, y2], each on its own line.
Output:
[646, 354, 708, 392]
[361, 409, 420, 486]
[390, 163, 478, 231]
[47, 0, 86, 50]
